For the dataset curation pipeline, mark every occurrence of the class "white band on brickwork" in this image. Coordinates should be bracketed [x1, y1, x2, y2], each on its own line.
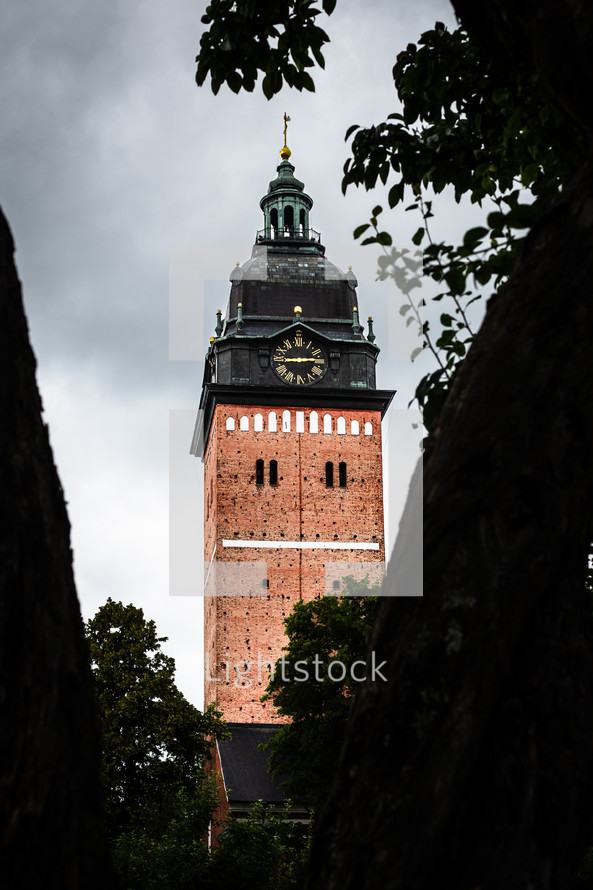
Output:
[222, 539, 380, 550]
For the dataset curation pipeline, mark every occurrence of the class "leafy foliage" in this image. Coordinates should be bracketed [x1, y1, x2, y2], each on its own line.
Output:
[196, 0, 336, 98]
[111, 793, 309, 890]
[262, 579, 378, 809]
[85, 598, 228, 838]
[343, 22, 585, 425]
[206, 799, 310, 890]
[111, 784, 217, 890]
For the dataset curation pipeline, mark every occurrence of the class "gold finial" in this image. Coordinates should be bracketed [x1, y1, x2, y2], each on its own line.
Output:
[209, 337, 215, 344]
[280, 113, 292, 160]
[294, 305, 302, 316]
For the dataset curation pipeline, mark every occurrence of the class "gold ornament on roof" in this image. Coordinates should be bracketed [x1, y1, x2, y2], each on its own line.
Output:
[280, 112, 292, 159]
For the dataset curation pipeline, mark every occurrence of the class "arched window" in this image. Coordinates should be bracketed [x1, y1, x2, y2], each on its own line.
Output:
[337, 416, 346, 435]
[339, 461, 347, 488]
[268, 411, 277, 432]
[364, 421, 372, 436]
[296, 411, 305, 433]
[256, 459, 264, 485]
[226, 417, 236, 431]
[299, 207, 306, 235]
[240, 416, 249, 431]
[325, 461, 334, 488]
[270, 207, 278, 238]
[323, 413, 332, 434]
[284, 204, 294, 233]
[254, 413, 263, 432]
[282, 410, 291, 432]
[351, 420, 360, 435]
[309, 411, 319, 434]
[270, 460, 278, 486]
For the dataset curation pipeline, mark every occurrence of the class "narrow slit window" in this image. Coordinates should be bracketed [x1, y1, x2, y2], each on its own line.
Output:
[325, 461, 334, 488]
[256, 459, 264, 485]
[270, 460, 278, 486]
[339, 461, 347, 488]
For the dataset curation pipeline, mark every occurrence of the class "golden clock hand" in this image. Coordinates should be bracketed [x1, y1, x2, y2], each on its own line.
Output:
[283, 357, 320, 363]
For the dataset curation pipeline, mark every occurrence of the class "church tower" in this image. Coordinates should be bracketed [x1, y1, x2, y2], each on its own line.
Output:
[194, 121, 394, 731]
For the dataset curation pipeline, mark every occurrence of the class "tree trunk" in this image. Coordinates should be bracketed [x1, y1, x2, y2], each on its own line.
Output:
[306, 3, 593, 887]
[0, 207, 117, 888]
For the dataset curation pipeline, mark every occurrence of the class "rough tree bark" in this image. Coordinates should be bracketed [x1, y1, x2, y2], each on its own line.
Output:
[306, 4, 593, 888]
[0, 208, 117, 888]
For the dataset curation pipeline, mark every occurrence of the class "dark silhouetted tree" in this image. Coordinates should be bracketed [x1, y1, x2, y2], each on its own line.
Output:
[0, 206, 118, 888]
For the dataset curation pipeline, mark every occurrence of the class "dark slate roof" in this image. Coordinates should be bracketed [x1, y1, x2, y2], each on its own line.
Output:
[225, 245, 358, 330]
[218, 723, 289, 804]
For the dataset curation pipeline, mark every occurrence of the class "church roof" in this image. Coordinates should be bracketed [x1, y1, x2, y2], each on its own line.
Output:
[224, 245, 359, 336]
[218, 723, 289, 804]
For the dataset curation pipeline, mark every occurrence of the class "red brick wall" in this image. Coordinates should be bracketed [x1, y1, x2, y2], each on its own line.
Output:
[204, 403, 386, 723]
[204, 742, 229, 848]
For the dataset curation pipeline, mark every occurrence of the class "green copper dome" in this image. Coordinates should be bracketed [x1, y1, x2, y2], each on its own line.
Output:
[259, 157, 316, 245]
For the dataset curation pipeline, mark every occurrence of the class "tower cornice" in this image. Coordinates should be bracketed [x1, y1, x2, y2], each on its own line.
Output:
[192, 383, 395, 458]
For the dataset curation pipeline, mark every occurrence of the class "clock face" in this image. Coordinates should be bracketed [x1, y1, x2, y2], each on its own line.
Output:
[271, 330, 327, 385]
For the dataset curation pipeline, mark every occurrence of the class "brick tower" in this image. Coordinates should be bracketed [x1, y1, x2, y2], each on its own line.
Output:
[192, 122, 394, 818]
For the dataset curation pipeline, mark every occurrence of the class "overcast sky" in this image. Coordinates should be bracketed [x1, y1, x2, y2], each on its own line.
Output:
[0, 0, 473, 708]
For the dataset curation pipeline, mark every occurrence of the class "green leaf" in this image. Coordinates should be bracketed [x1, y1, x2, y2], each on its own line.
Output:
[505, 202, 539, 229]
[492, 86, 509, 105]
[323, 0, 337, 13]
[411, 226, 425, 246]
[312, 45, 326, 69]
[376, 231, 393, 246]
[300, 71, 316, 92]
[262, 72, 276, 100]
[462, 226, 488, 248]
[388, 182, 404, 207]
[473, 265, 491, 286]
[227, 71, 242, 93]
[486, 210, 506, 230]
[353, 223, 371, 239]
[444, 267, 465, 295]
